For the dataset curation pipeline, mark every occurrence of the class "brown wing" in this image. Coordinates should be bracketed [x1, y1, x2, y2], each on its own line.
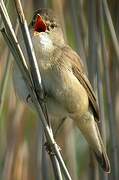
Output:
[63, 46, 99, 121]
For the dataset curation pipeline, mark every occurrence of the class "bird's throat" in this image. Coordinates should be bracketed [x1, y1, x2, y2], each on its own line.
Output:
[33, 32, 54, 53]
[32, 32, 55, 70]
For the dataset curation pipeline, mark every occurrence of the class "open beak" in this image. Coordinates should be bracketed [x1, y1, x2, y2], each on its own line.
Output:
[34, 15, 47, 35]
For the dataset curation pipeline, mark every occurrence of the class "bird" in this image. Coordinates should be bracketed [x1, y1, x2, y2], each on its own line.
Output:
[13, 8, 110, 173]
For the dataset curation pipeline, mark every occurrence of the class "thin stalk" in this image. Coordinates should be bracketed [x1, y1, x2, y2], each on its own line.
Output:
[78, 0, 88, 50]
[96, 40, 108, 180]
[13, 0, 63, 179]
[0, 1, 31, 86]
[14, 0, 52, 130]
[0, 21, 19, 117]
[50, 154, 63, 180]
[0, 28, 30, 87]
[102, 0, 119, 62]
[69, 0, 86, 63]
[2, 103, 25, 180]
[95, 3, 108, 180]
[99, 1, 119, 179]
[52, 0, 67, 41]
[0, 1, 72, 179]
[0, 49, 11, 162]
[42, 136, 50, 180]
[0, 49, 11, 113]
[87, 0, 97, 86]
[33, 0, 48, 9]
[87, 1, 99, 179]
[14, 0, 44, 100]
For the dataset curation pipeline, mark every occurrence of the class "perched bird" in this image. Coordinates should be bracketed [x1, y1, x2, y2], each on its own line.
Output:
[13, 8, 110, 172]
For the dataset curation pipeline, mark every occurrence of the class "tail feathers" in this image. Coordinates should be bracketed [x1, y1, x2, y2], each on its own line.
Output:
[75, 111, 111, 173]
[94, 125, 111, 173]
[94, 150, 111, 173]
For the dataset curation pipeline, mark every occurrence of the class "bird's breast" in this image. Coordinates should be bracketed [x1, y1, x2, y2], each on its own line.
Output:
[32, 32, 55, 72]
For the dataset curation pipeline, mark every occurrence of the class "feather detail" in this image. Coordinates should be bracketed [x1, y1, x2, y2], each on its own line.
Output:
[62, 45, 100, 121]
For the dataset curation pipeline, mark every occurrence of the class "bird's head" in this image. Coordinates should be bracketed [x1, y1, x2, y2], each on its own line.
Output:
[29, 8, 65, 46]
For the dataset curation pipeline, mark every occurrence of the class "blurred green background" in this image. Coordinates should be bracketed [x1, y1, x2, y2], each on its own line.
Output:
[0, 0, 119, 179]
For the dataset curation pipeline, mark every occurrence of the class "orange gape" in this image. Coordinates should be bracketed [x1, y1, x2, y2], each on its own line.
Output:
[34, 15, 46, 32]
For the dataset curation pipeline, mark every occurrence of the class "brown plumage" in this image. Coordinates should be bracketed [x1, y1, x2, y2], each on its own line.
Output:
[62, 45, 99, 120]
[13, 8, 111, 173]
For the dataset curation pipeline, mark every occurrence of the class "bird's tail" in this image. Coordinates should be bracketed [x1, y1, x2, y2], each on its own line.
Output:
[75, 111, 111, 173]
[94, 124, 111, 173]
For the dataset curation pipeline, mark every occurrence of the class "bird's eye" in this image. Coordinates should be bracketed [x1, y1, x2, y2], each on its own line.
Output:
[31, 20, 34, 26]
[51, 24, 55, 29]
